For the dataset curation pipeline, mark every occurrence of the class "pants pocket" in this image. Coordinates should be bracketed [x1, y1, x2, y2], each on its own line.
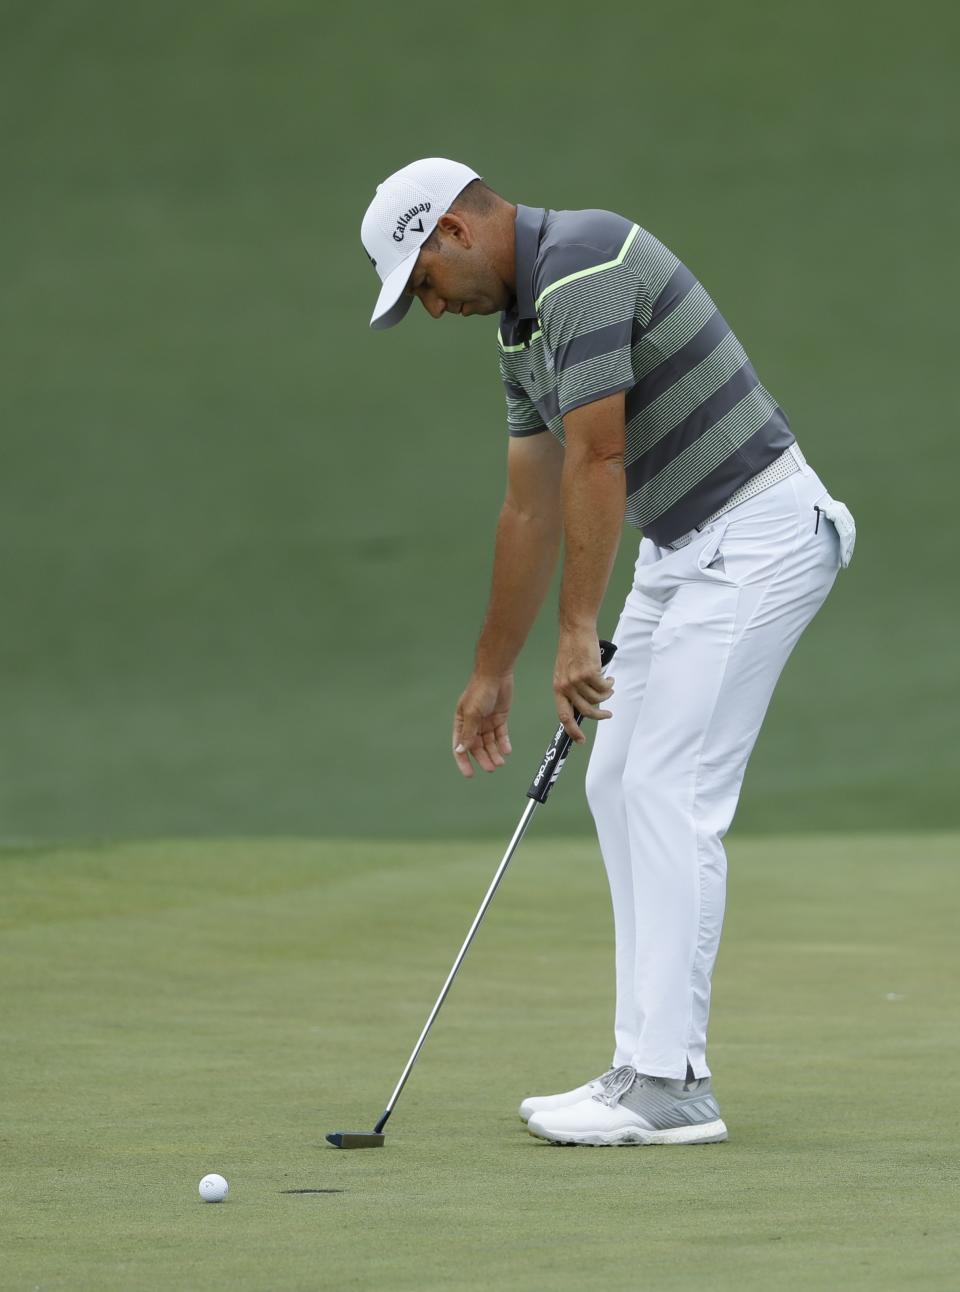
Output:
[694, 518, 736, 583]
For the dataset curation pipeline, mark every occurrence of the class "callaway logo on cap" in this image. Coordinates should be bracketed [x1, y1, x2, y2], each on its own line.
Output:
[360, 158, 482, 330]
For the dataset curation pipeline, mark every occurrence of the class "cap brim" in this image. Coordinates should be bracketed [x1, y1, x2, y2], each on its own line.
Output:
[369, 250, 418, 330]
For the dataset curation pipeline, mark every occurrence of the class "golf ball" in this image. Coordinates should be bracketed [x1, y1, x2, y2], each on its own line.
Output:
[199, 1173, 229, 1203]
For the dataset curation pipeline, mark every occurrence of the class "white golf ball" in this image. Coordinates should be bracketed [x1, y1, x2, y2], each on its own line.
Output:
[199, 1173, 229, 1203]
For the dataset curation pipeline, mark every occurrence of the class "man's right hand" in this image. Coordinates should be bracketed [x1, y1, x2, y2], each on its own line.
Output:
[452, 673, 514, 778]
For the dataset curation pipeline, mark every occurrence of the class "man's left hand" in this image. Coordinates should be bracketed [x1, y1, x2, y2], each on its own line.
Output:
[553, 628, 615, 743]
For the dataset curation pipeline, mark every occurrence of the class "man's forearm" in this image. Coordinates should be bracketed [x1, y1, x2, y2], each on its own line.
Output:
[559, 451, 625, 631]
[474, 502, 563, 677]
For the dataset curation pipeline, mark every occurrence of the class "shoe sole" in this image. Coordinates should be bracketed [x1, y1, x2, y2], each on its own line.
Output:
[527, 1118, 728, 1146]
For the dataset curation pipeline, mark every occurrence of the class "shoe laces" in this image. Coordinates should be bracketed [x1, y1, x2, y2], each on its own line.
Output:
[593, 1063, 642, 1107]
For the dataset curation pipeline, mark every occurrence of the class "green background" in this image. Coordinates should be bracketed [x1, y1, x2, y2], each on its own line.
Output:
[1, 0, 955, 842]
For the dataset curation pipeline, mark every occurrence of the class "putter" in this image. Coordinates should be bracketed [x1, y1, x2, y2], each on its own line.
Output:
[326, 638, 617, 1149]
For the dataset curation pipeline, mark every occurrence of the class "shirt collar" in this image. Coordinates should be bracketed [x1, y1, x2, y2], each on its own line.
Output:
[509, 204, 546, 321]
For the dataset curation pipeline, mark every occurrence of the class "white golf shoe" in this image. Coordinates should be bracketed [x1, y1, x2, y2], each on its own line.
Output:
[518, 1069, 614, 1123]
[527, 1064, 728, 1146]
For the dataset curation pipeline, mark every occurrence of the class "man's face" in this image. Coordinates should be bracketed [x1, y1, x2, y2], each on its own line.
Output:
[404, 219, 511, 320]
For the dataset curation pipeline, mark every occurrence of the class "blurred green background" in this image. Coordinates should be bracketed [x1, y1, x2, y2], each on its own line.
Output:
[1, 0, 955, 843]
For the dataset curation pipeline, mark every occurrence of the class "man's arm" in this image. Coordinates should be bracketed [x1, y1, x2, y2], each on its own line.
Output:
[453, 431, 564, 777]
[553, 390, 626, 742]
[474, 432, 565, 676]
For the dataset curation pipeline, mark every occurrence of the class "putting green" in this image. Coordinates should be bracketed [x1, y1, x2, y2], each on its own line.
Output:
[2, 833, 957, 1290]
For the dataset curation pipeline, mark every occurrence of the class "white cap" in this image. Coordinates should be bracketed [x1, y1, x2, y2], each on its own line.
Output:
[361, 158, 483, 330]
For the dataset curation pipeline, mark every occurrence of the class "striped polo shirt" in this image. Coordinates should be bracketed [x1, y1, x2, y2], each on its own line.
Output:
[498, 204, 795, 546]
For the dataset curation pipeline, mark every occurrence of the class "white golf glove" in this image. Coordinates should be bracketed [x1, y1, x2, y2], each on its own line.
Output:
[817, 497, 856, 568]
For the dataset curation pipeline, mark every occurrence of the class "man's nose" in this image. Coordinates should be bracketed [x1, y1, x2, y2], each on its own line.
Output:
[425, 295, 446, 319]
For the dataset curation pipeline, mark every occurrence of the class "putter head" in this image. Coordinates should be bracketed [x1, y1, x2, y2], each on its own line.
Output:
[326, 1131, 385, 1150]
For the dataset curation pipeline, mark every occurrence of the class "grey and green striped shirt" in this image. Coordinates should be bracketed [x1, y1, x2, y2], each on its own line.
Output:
[498, 204, 795, 546]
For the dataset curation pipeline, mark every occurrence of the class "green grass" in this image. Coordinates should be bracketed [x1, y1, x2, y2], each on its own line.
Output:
[2, 832, 957, 1290]
[0, 0, 957, 841]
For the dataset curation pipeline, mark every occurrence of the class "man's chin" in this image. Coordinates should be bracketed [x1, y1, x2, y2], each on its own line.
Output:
[462, 300, 496, 317]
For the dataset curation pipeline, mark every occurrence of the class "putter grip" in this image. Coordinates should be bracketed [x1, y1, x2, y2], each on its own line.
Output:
[526, 639, 617, 804]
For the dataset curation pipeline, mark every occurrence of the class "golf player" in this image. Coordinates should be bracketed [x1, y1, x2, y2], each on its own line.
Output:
[360, 158, 856, 1146]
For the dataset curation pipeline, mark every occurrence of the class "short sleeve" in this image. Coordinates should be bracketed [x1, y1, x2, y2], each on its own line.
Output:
[537, 246, 649, 418]
[498, 340, 547, 438]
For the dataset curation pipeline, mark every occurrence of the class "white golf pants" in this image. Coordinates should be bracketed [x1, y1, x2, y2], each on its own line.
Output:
[585, 453, 847, 1080]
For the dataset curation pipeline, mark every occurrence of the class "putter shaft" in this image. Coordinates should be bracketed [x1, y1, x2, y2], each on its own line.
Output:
[375, 796, 540, 1133]
[327, 639, 616, 1148]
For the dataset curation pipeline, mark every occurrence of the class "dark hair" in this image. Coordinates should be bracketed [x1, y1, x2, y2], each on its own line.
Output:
[451, 178, 500, 214]
[423, 179, 500, 251]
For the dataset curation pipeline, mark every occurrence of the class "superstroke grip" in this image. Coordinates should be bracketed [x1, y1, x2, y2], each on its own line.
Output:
[526, 639, 617, 804]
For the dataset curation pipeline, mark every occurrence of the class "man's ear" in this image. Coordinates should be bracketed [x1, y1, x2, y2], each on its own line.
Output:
[437, 211, 472, 248]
